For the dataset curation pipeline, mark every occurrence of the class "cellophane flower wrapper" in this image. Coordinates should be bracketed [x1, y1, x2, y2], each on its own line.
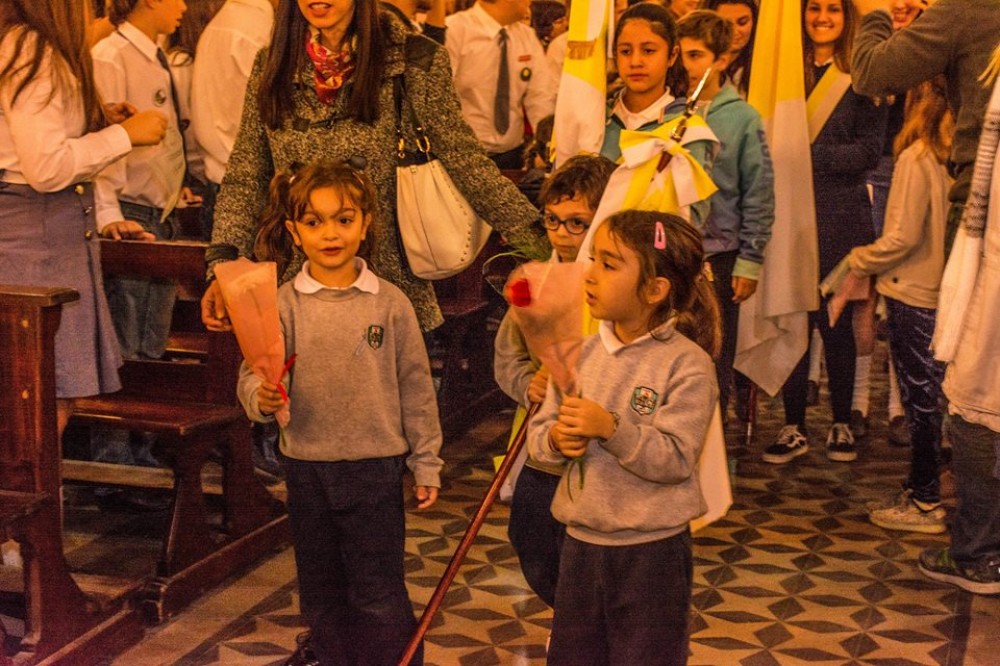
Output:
[506, 261, 587, 498]
[505, 261, 586, 397]
[214, 258, 290, 427]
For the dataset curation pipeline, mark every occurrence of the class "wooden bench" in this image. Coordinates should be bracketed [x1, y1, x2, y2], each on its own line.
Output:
[64, 239, 288, 622]
[0, 285, 146, 665]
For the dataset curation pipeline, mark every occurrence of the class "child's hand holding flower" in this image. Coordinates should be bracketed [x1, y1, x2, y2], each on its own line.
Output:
[557, 396, 617, 441]
[256, 380, 286, 416]
[549, 422, 589, 458]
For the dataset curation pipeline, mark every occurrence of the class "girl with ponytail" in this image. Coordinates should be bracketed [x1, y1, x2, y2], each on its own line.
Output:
[527, 211, 719, 665]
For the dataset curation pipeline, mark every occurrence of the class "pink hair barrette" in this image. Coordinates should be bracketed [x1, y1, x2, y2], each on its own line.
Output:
[654, 221, 666, 250]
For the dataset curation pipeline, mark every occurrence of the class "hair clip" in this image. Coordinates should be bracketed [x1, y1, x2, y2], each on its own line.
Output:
[654, 221, 666, 250]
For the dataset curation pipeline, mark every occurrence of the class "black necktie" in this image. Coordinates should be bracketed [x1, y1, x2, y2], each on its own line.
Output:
[156, 48, 188, 165]
[494, 28, 510, 135]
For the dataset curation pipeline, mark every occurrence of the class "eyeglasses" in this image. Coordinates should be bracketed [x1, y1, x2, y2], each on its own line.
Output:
[541, 213, 590, 235]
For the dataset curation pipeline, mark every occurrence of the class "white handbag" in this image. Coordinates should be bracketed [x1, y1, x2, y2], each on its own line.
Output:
[394, 77, 491, 280]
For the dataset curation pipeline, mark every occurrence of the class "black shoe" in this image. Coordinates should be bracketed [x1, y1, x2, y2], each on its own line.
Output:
[762, 425, 809, 464]
[826, 423, 857, 462]
[284, 631, 319, 666]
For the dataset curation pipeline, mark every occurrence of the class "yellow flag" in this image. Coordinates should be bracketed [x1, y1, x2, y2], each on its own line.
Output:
[553, 0, 611, 166]
[734, 0, 819, 396]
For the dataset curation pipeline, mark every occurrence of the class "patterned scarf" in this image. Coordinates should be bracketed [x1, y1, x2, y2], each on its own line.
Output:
[305, 31, 355, 105]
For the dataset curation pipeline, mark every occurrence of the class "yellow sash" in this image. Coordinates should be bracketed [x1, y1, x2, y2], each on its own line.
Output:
[806, 64, 852, 144]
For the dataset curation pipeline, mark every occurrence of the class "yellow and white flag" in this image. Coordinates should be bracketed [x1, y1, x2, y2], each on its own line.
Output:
[552, 0, 612, 166]
[733, 0, 819, 396]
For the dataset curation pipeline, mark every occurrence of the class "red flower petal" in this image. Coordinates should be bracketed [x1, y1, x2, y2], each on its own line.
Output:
[506, 278, 532, 307]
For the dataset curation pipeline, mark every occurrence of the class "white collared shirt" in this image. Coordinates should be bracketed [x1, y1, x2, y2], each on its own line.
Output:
[0, 29, 131, 191]
[445, 3, 556, 154]
[612, 88, 676, 131]
[92, 22, 186, 228]
[191, 0, 274, 184]
[294, 258, 381, 294]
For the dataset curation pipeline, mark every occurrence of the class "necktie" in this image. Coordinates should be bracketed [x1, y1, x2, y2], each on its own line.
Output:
[155, 48, 188, 163]
[494, 28, 510, 135]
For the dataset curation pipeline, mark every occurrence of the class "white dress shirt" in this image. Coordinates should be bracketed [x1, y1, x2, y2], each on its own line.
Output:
[191, 0, 274, 185]
[92, 22, 186, 228]
[0, 29, 131, 191]
[445, 3, 556, 154]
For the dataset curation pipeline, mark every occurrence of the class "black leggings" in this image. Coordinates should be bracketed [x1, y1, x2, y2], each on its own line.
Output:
[782, 300, 856, 429]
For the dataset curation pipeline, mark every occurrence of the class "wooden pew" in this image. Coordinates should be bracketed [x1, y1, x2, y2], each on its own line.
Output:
[0, 285, 146, 665]
[64, 239, 289, 622]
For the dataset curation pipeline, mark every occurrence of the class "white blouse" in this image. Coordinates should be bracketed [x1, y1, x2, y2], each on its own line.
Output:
[0, 29, 131, 192]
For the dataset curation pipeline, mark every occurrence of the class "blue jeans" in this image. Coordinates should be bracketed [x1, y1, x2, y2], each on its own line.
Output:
[945, 415, 1000, 565]
[104, 200, 176, 360]
[508, 466, 565, 607]
[283, 454, 421, 666]
[885, 298, 944, 503]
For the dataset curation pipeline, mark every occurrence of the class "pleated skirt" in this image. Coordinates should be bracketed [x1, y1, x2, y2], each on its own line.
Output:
[0, 182, 121, 398]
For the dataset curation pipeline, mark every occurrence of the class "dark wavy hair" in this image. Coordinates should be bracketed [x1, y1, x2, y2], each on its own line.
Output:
[601, 211, 721, 357]
[0, 0, 105, 132]
[703, 0, 758, 97]
[539, 153, 616, 212]
[259, 0, 387, 129]
[254, 160, 379, 276]
[614, 2, 687, 100]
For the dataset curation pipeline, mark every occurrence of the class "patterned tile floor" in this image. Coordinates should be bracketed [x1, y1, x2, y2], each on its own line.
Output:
[4, 347, 999, 665]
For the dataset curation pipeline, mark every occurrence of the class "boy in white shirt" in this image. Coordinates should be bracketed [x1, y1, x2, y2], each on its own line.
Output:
[445, 0, 557, 168]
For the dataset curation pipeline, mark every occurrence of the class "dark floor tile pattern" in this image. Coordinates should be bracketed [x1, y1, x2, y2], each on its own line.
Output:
[4, 348, 986, 665]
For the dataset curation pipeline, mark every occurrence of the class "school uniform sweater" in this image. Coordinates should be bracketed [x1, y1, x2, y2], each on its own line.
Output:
[527, 320, 718, 546]
[810, 63, 887, 278]
[237, 260, 444, 488]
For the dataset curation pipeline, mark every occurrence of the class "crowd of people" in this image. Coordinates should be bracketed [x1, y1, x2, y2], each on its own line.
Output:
[1, 0, 998, 664]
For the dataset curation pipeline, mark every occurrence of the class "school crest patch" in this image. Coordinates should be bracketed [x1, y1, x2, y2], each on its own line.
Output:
[366, 325, 384, 350]
[630, 387, 659, 415]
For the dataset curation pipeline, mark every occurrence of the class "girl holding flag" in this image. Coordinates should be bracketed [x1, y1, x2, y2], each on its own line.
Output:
[762, 0, 887, 465]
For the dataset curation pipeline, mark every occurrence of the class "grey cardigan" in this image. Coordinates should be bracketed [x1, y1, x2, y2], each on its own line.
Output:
[209, 15, 549, 330]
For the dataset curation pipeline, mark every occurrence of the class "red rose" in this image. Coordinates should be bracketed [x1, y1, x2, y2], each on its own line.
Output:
[506, 277, 532, 307]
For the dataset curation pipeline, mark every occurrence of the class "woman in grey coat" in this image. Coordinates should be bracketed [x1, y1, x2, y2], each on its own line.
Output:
[200, 0, 549, 332]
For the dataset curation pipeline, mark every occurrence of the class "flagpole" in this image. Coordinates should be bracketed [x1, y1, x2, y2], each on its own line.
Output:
[397, 402, 542, 666]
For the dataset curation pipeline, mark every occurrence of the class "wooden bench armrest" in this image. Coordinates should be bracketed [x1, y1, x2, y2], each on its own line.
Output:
[72, 396, 243, 436]
[0, 490, 50, 528]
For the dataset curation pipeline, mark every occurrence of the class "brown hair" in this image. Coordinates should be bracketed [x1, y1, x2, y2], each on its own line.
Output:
[677, 9, 733, 60]
[802, 0, 855, 94]
[602, 211, 722, 357]
[169, 0, 226, 58]
[108, 0, 140, 26]
[259, 0, 387, 129]
[703, 0, 758, 97]
[893, 77, 953, 165]
[0, 0, 105, 132]
[539, 153, 616, 212]
[254, 160, 379, 276]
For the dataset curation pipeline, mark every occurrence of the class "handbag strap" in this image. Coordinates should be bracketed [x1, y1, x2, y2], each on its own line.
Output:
[393, 74, 432, 160]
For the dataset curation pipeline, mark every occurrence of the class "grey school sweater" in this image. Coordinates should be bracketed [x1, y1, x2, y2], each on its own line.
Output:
[526, 321, 718, 546]
[237, 261, 443, 488]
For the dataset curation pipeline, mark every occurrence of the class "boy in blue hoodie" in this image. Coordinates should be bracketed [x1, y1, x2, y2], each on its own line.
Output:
[678, 9, 775, 421]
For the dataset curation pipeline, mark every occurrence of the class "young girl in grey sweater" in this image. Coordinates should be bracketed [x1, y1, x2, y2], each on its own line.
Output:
[527, 212, 721, 666]
[237, 161, 442, 665]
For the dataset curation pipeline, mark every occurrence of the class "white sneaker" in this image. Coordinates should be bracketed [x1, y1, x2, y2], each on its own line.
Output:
[865, 487, 912, 513]
[870, 496, 946, 534]
[762, 425, 809, 464]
